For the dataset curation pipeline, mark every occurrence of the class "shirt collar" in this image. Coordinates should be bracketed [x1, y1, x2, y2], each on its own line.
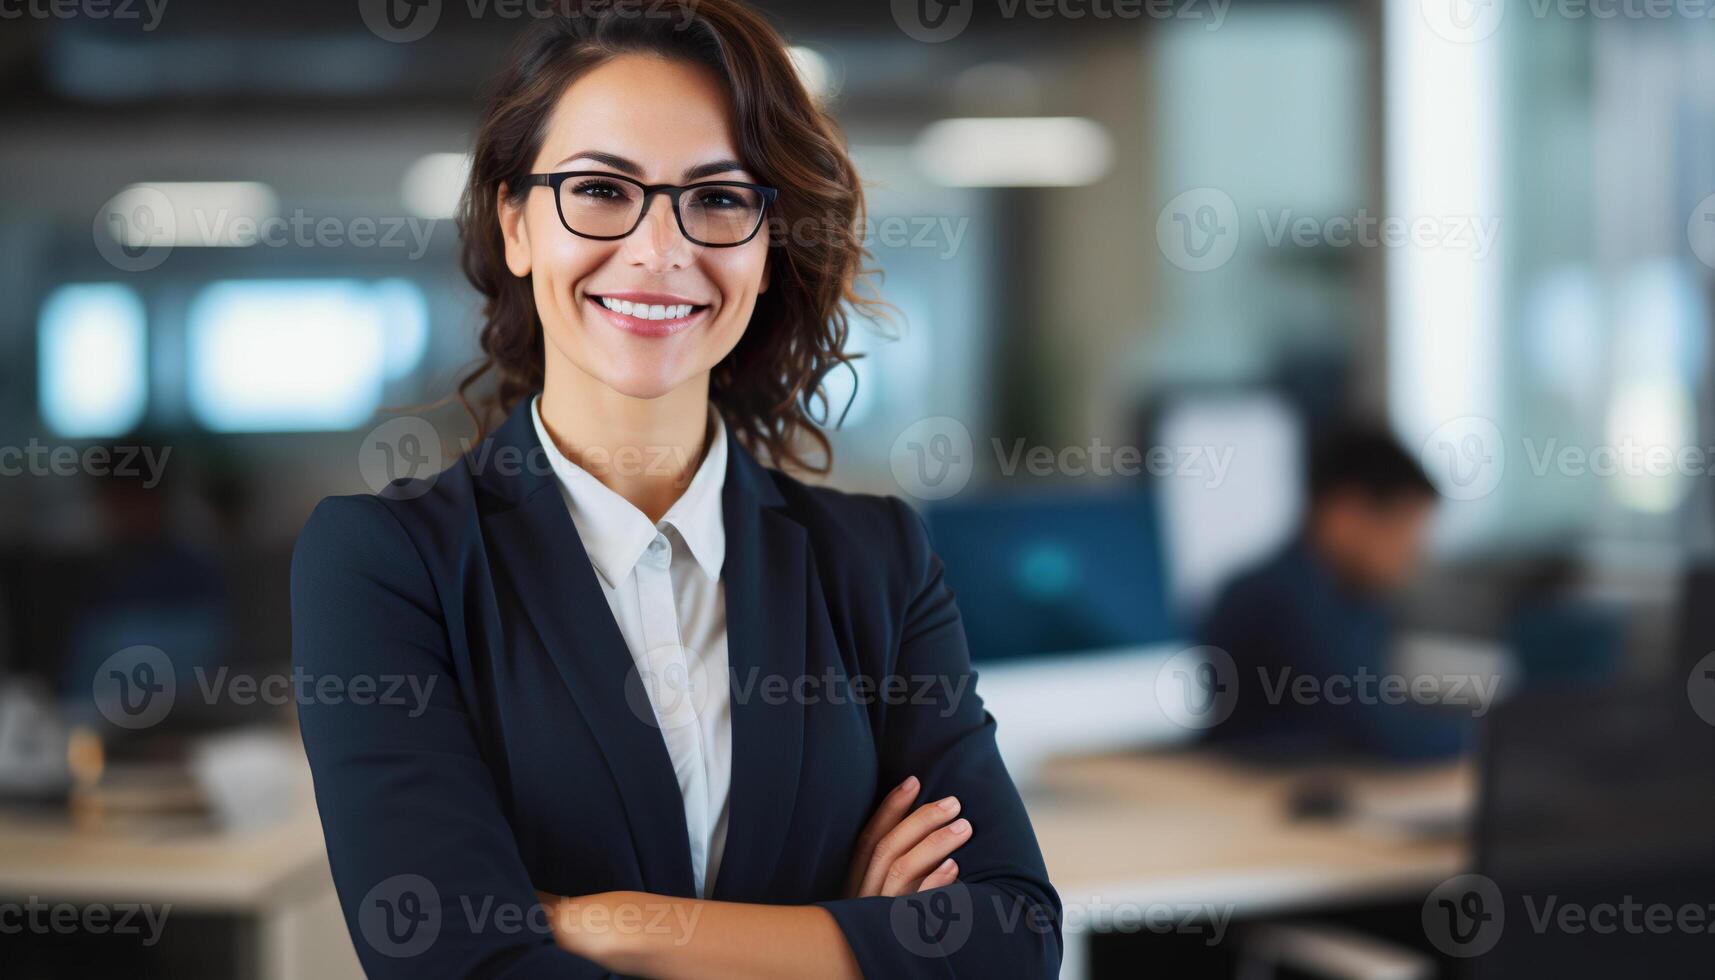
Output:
[531, 395, 726, 587]
[659, 412, 727, 582]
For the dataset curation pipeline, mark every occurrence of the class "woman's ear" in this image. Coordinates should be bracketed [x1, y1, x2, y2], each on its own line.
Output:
[497, 183, 532, 278]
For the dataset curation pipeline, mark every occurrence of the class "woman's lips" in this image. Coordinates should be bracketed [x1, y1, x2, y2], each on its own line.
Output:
[586, 294, 709, 338]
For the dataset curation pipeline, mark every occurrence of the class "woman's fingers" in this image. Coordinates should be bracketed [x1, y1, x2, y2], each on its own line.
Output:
[853, 776, 919, 865]
[844, 776, 921, 895]
[859, 796, 963, 897]
[915, 857, 959, 893]
[878, 817, 972, 897]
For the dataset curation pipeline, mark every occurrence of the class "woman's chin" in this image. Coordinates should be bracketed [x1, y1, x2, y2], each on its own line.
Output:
[595, 366, 697, 402]
[559, 335, 697, 402]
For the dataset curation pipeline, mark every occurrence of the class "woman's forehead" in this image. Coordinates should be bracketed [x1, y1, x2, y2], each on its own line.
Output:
[537, 55, 743, 177]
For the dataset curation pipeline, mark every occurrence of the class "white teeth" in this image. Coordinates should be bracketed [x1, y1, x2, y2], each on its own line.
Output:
[597, 297, 696, 320]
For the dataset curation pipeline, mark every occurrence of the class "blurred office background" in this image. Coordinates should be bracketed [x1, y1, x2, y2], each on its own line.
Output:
[3, 0, 1715, 977]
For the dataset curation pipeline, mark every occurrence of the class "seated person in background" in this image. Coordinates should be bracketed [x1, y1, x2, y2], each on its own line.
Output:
[1198, 424, 1467, 762]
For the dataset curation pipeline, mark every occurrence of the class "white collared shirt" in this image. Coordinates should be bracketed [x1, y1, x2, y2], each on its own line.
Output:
[531, 396, 731, 899]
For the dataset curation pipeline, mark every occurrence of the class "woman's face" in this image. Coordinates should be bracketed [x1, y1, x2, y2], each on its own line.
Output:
[499, 54, 769, 401]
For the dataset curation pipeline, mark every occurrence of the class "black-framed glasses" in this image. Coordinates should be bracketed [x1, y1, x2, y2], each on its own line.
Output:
[523, 171, 779, 247]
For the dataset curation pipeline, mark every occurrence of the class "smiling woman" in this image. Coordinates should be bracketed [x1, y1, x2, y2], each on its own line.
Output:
[291, 2, 1062, 978]
[457, 5, 878, 476]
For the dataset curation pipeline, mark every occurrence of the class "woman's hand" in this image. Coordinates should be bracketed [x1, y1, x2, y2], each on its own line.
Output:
[843, 775, 970, 898]
[535, 890, 621, 963]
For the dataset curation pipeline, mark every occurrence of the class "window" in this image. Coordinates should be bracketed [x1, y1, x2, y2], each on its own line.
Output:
[185, 278, 427, 432]
[38, 283, 149, 438]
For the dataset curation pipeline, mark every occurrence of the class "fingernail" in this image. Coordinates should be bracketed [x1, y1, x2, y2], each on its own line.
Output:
[938, 796, 959, 812]
[900, 775, 919, 792]
[937, 858, 956, 874]
[950, 818, 971, 835]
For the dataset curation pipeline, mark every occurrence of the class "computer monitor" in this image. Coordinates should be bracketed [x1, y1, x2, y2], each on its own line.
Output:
[923, 488, 1176, 662]
[1149, 391, 1303, 617]
[1460, 681, 1715, 979]
[1673, 561, 1715, 674]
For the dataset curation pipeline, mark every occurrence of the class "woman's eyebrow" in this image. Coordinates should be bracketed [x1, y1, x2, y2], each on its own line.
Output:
[556, 150, 643, 175]
[682, 159, 748, 181]
[552, 150, 749, 182]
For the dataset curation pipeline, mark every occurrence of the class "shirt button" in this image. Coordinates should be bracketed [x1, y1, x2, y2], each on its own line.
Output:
[643, 533, 670, 567]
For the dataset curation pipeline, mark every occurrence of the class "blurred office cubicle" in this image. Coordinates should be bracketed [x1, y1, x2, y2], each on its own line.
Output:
[3, 0, 1715, 977]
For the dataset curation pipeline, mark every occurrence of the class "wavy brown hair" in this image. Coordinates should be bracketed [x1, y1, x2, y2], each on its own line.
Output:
[455, 0, 880, 473]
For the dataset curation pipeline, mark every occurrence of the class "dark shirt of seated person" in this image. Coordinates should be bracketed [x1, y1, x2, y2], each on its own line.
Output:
[1198, 425, 1469, 763]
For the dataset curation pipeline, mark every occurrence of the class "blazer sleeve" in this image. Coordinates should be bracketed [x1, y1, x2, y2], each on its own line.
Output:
[814, 496, 1064, 978]
[292, 495, 613, 980]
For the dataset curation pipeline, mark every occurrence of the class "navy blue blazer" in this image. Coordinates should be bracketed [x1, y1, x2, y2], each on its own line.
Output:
[291, 398, 1062, 978]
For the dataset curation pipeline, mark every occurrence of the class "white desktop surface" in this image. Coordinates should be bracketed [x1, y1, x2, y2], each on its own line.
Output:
[1026, 750, 1472, 979]
[0, 770, 362, 980]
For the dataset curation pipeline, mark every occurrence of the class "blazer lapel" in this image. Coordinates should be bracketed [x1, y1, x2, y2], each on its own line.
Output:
[712, 438, 808, 901]
[477, 401, 697, 898]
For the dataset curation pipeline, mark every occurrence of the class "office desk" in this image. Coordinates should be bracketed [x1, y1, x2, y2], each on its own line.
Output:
[1, 746, 1465, 979]
[0, 801, 361, 980]
[1027, 750, 1472, 980]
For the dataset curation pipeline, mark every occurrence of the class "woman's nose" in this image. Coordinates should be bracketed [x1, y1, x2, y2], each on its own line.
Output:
[623, 193, 697, 270]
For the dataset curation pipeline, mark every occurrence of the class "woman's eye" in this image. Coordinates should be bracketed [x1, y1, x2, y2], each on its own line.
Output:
[570, 179, 632, 202]
[693, 189, 743, 209]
